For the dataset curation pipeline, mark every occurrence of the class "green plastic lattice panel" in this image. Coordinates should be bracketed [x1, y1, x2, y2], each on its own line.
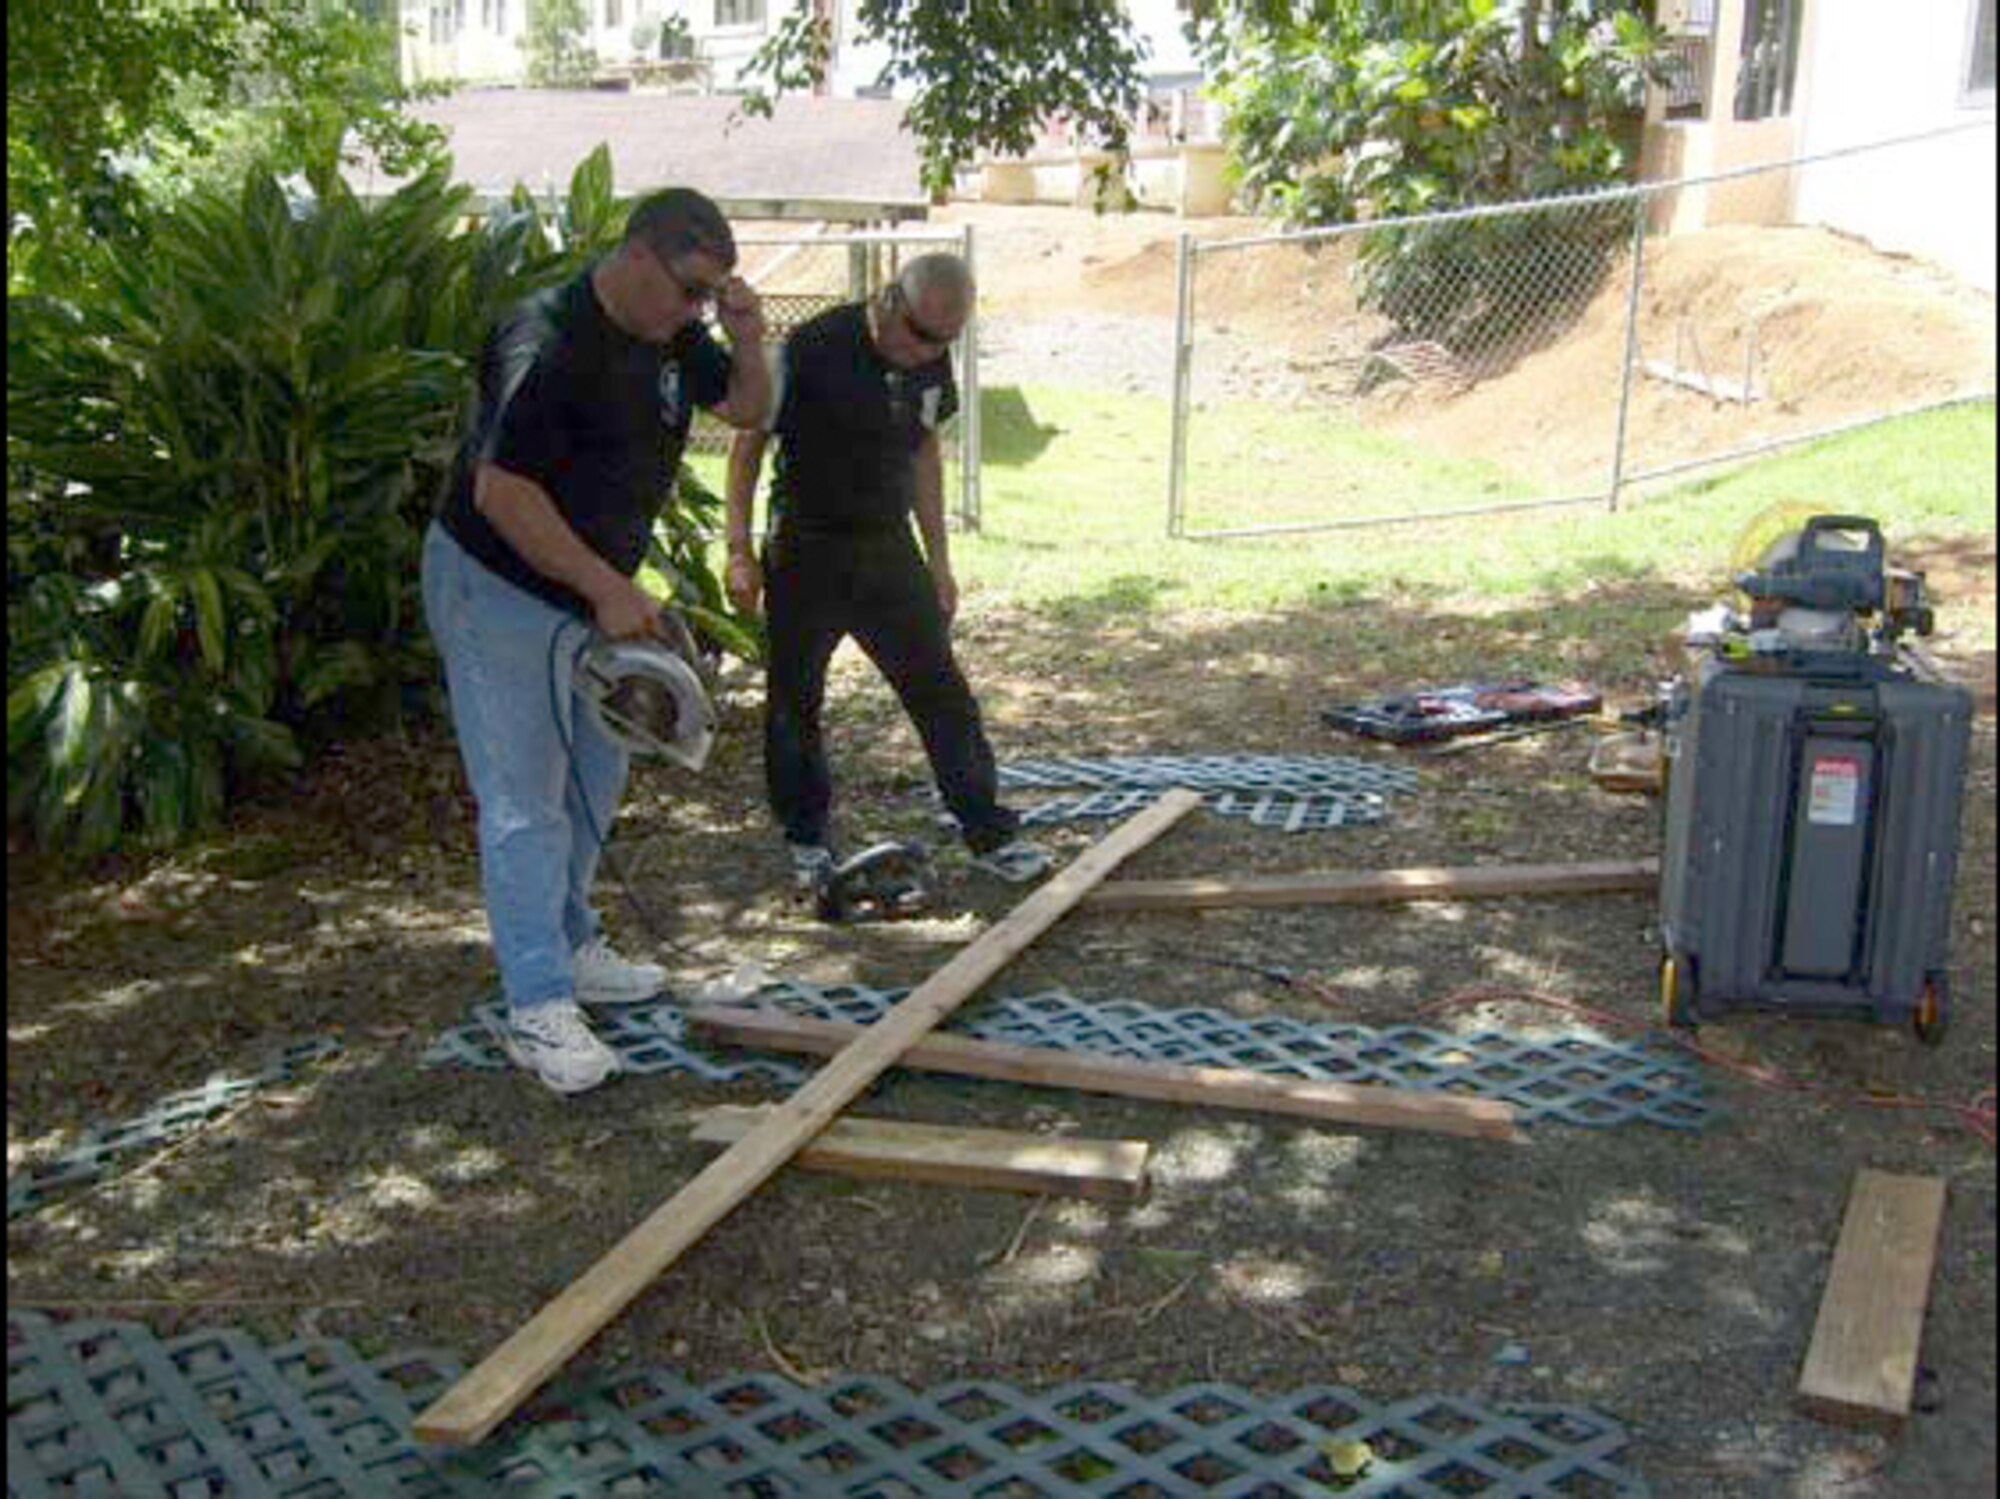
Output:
[423, 983, 1708, 1129]
[997, 755, 1419, 797]
[8, 1312, 1649, 1497]
[1012, 790, 1395, 831]
[7, 1041, 342, 1222]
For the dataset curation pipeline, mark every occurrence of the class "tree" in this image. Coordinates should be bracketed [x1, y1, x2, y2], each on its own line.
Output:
[736, 1, 1655, 214]
[1193, 0, 1661, 226]
[740, 0, 1149, 195]
[523, 0, 600, 87]
[1193, 0, 1661, 352]
[7, 1, 442, 290]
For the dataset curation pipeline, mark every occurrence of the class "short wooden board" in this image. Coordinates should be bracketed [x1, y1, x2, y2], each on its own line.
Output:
[1797, 1169, 1948, 1430]
[691, 1106, 1150, 1201]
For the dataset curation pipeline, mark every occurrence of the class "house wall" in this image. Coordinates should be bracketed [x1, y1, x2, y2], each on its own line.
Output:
[1641, 0, 1801, 231]
[1642, 0, 1996, 291]
[1791, 0, 1996, 289]
[976, 143, 1231, 216]
[680, 1, 773, 91]
[399, 0, 782, 91]
[828, 5, 896, 97]
[1641, 116, 1800, 233]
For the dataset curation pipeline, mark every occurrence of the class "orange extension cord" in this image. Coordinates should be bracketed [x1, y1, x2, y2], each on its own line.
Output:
[1422, 983, 1997, 1148]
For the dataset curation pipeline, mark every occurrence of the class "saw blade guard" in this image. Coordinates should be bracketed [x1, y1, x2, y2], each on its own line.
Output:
[576, 631, 717, 771]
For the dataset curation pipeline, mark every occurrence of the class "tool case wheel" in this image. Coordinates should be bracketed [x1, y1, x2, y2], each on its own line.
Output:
[1913, 971, 1951, 1047]
[1659, 952, 1699, 1030]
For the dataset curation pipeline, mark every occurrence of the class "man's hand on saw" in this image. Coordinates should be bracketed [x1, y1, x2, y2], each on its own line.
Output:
[591, 574, 666, 641]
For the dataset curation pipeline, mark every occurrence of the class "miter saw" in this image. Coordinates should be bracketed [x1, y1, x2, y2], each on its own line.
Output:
[573, 608, 717, 771]
[1686, 509, 1938, 666]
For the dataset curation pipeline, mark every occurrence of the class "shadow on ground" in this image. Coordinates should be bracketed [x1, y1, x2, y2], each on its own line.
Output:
[8, 554, 1995, 1497]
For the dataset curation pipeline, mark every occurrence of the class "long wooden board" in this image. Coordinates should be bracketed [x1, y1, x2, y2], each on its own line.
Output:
[690, 1106, 1150, 1201]
[412, 789, 1200, 1447]
[686, 1006, 1521, 1143]
[1797, 1169, 1948, 1430]
[1081, 858, 1659, 914]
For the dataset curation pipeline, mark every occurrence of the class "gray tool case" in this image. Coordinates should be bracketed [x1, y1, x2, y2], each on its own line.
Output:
[1658, 650, 1971, 1041]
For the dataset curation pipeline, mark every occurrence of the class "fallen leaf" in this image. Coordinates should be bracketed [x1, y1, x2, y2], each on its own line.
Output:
[1322, 1438, 1374, 1478]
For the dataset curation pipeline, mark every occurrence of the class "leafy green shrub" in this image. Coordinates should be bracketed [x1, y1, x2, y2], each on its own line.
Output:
[8, 167, 468, 853]
[7, 145, 754, 856]
[1204, 0, 1661, 354]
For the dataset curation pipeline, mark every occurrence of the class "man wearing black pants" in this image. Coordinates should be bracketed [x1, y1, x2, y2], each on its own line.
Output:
[724, 253, 1048, 887]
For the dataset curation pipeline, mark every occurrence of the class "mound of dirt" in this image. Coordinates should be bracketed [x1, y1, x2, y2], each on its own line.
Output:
[1395, 223, 1998, 488]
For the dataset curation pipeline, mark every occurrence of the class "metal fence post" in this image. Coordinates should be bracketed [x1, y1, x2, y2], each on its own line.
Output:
[1168, 230, 1195, 538]
[1606, 194, 1649, 514]
[960, 221, 981, 532]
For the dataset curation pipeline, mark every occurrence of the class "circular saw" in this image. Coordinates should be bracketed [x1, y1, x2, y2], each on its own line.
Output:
[574, 610, 717, 771]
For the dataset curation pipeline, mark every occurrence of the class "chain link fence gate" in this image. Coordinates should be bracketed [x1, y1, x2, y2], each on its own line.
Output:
[692, 223, 983, 531]
[1167, 121, 1996, 540]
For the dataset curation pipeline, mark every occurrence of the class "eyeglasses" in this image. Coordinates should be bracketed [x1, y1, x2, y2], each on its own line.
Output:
[659, 254, 723, 309]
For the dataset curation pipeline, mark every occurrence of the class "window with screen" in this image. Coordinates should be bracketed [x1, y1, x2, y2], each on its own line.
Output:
[1733, 0, 1804, 119]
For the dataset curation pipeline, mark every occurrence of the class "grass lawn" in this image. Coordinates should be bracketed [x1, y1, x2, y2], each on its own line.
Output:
[690, 392, 1994, 630]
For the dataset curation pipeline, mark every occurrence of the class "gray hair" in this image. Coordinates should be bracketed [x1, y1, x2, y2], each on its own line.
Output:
[893, 253, 975, 315]
[623, 187, 737, 270]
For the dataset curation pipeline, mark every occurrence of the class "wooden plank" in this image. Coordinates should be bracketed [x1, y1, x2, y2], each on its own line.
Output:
[1641, 358, 1764, 404]
[1588, 733, 1666, 795]
[690, 1106, 1149, 1201]
[686, 1007, 1522, 1144]
[1421, 717, 1596, 757]
[1081, 858, 1660, 914]
[1797, 1169, 1948, 1430]
[411, 789, 1200, 1447]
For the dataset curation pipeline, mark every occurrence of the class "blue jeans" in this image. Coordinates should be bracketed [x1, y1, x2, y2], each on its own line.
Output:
[421, 522, 629, 1013]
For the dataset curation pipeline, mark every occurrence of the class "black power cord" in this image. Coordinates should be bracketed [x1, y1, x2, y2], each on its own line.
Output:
[545, 621, 712, 967]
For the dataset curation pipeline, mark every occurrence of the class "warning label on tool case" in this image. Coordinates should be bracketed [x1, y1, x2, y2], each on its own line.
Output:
[1807, 755, 1862, 825]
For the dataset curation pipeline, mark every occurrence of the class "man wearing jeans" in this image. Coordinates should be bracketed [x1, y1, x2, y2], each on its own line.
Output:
[423, 189, 769, 1093]
[723, 253, 1047, 891]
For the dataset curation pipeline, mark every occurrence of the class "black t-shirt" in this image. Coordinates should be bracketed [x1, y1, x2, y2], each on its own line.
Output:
[441, 269, 732, 615]
[770, 302, 958, 535]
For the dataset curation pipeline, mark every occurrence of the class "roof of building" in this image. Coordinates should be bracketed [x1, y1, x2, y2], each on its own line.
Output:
[353, 89, 929, 218]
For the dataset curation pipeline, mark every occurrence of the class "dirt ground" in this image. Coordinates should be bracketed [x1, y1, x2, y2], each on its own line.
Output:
[7, 205, 1997, 1496]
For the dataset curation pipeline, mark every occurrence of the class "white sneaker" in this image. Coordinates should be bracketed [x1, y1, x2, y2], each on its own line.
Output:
[970, 837, 1053, 884]
[487, 1000, 619, 1094]
[573, 935, 667, 1007]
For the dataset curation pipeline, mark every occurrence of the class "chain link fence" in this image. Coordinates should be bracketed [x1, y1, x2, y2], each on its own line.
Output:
[1167, 121, 1997, 539]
